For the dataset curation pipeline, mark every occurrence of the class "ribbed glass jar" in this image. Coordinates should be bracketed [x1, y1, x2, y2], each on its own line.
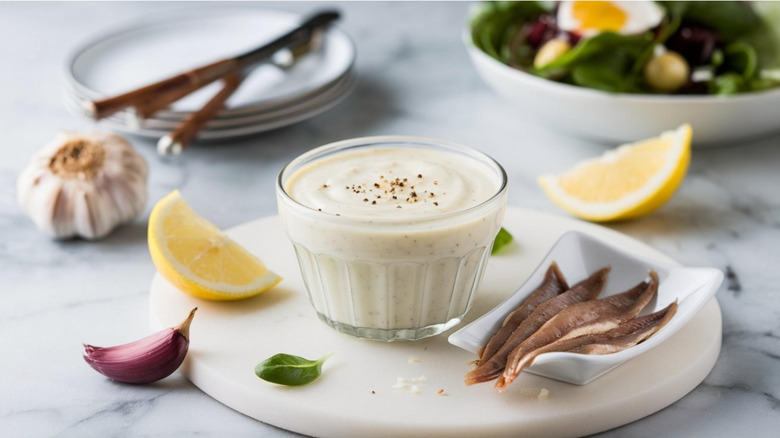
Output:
[277, 136, 507, 341]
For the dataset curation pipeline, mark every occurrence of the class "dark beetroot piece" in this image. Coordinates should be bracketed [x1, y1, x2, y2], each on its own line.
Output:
[678, 79, 710, 95]
[565, 31, 581, 46]
[666, 26, 720, 66]
[525, 13, 580, 51]
[526, 14, 557, 49]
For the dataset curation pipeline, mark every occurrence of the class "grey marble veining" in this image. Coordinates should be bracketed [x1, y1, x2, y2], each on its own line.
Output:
[1, 2, 779, 437]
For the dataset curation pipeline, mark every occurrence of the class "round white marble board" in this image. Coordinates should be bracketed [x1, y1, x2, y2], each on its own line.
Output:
[149, 207, 721, 438]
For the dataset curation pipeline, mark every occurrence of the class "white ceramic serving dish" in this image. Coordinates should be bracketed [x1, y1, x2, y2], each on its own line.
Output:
[465, 34, 780, 146]
[150, 208, 723, 437]
[448, 230, 723, 385]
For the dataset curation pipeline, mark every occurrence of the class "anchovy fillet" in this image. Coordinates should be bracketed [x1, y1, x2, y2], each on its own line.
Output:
[477, 262, 569, 365]
[464, 267, 610, 386]
[504, 301, 677, 378]
[497, 271, 659, 390]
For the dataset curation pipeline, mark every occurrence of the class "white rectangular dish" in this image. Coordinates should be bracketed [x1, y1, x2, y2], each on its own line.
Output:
[448, 230, 723, 385]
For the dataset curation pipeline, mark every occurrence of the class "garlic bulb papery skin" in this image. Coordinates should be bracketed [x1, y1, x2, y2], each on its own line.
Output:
[17, 131, 148, 240]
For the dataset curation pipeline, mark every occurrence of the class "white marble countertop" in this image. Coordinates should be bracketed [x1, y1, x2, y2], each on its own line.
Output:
[2, 2, 779, 437]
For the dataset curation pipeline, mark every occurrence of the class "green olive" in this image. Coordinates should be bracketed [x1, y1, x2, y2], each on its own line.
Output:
[644, 51, 690, 93]
[534, 39, 572, 69]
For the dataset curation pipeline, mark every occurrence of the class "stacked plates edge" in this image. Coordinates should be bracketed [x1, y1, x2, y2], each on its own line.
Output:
[63, 6, 356, 140]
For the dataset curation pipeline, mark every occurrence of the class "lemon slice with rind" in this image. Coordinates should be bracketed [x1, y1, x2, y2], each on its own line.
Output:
[539, 124, 692, 222]
[149, 190, 281, 300]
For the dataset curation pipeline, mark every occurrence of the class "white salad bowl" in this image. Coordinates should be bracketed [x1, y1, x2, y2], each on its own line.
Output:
[448, 230, 724, 385]
[465, 35, 780, 146]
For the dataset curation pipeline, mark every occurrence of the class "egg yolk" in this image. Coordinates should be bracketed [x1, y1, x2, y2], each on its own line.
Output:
[571, 1, 627, 33]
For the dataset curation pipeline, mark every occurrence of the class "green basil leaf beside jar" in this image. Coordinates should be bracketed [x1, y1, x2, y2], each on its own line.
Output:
[255, 353, 333, 386]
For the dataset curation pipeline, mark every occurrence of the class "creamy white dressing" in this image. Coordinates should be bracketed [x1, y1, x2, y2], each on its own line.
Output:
[278, 143, 507, 340]
[284, 148, 499, 218]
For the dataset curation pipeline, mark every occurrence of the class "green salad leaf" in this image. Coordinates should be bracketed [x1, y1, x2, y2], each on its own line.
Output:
[711, 49, 725, 68]
[710, 73, 744, 96]
[749, 74, 780, 93]
[724, 42, 758, 79]
[681, 1, 759, 42]
[630, 1, 686, 78]
[571, 51, 642, 93]
[491, 227, 513, 255]
[536, 32, 653, 73]
[471, 1, 548, 62]
[255, 353, 332, 386]
[657, 1, 689, 21]
[726, 2, 780, 93]
[750, 2, 780, 69]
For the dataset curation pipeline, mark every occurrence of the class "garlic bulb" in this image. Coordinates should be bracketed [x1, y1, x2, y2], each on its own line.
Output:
[17, 131, 148, 240]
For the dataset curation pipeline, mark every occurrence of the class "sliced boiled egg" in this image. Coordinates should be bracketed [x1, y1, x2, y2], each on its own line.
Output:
[557, 1, 665, 36]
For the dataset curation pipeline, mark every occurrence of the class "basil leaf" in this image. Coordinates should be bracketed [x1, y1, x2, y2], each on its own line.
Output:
[491, 227, 513, 255]
[255, 353, 332, 386]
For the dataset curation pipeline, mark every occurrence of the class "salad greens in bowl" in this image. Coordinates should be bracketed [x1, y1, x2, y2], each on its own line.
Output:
[466, 1, 780, 145]
[472, 1, 780, 95]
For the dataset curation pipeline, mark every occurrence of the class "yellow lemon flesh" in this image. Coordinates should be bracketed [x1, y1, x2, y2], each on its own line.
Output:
[148, 190, 281, 300]
[539, 124, 692, 222]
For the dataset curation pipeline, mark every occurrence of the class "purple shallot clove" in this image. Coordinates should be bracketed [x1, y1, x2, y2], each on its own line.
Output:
[83, 308, 196, 384]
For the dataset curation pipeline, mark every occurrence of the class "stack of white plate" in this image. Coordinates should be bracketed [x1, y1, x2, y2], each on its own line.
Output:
[63, 7, 356, 140]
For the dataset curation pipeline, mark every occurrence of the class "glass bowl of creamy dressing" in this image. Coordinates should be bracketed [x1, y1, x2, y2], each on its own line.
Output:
[277, 136, 508, 341]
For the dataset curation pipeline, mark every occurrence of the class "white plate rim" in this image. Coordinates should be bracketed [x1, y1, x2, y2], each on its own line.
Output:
[64, 70, 355, 129]
[64, 72, 357, 140]
[63, 5, 356, 116]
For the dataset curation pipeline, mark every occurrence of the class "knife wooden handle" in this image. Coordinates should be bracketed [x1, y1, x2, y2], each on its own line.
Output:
[84, 58, 239, 121]
[156, 73, 243, 155]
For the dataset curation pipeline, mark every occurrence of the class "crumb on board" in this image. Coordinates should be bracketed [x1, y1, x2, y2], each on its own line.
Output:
[518, 387, 551, 399]
[394, 376, 428, 394]
[395, 376, 427, 386]
[408, 357, 420, 364]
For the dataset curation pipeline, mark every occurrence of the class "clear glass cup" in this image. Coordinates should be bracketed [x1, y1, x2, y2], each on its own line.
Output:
[276, 136, 508, 341]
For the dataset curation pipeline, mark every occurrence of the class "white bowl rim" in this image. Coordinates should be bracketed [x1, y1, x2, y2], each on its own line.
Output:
[463, 28, 780, 103]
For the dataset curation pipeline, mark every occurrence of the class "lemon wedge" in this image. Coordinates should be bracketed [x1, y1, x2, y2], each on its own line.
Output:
[148, 190, 282, 300]
[539, 124, 692, 222]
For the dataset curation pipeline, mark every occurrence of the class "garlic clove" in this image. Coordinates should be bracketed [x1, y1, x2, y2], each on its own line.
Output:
[83, 308, 197, 384]
[17, 131, 148, 240]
